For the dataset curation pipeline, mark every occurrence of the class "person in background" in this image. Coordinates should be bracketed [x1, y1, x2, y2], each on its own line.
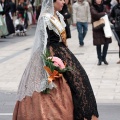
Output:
[27, 0, 33, 25]
[16, 0, 25, 20]
[87, 0, 92, 6]
[67, 0, 72, 24]
[9, 0, 16, 17]
[34, 0, 41, 21]
[90, 0, 112, 65]
[109, 0, 120, 64]
[29, 0, 35, 13]
[23, 0, 28, 29]
[0, 0, 15, 36]
[72, 0, 91, 46]
[0, 3, 8, 38]
[16, 0, 28, 30]
[60, 0, 71, 39]
[36, 4, 41, 20]
[103, 0, 111, 11]
[110, 0, 117, 10]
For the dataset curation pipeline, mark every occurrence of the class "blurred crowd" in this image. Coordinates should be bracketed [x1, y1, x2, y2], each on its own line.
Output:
[0, 0, 41, 38]
[0, 0, 119, 38]
[72, 0, 120, 64]
[0, 0, 120, 64]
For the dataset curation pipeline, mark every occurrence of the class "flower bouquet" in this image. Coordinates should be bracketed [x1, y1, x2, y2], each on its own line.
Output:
[42, 49, 72, 94]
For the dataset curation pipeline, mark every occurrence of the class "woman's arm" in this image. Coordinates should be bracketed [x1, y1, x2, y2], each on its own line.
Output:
[109, 6, 116, 24]
[90, 6, 106, 20]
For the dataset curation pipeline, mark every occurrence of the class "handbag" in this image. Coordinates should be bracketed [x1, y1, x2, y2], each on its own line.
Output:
[93, 18, 105, 30]
[102, 15, 112, 38]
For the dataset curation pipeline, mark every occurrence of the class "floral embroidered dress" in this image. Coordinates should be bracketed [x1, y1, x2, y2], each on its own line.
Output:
[13, 11, 99, 120]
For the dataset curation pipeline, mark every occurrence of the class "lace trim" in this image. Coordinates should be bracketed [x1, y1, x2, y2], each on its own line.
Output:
[17, 47, 56, 101]
[44, 12, 66, 39]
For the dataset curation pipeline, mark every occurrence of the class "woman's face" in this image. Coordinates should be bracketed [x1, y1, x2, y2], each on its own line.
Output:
[95, 0, 102, 4]
[54, 0, 65, 11]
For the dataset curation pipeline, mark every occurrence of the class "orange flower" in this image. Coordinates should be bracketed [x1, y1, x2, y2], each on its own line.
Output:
[44, 66, 62, 83]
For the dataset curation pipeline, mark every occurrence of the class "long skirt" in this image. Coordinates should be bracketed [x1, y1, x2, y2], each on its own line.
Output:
[49, 42, 99, 120]
[13, 76, 73, 120]
[13, 42, 99, 120]
[0, 15, 8, 36]
[5, 14, 15, 35]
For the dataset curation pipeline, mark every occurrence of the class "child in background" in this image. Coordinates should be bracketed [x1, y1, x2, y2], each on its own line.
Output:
[14, 14, 27, 35]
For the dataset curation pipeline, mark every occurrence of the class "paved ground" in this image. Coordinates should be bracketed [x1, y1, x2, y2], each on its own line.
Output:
[0, 24, 120, 120]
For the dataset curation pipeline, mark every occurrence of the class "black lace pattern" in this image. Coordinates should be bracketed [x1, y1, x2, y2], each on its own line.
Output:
[47, 42, 99, 120]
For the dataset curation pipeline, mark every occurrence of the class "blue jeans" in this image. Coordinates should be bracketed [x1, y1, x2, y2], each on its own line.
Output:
[76, 22, 88, 45]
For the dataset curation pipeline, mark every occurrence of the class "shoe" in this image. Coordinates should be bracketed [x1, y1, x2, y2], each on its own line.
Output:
[103, 60, 108, 65]
[1, 35, 6, 38]
[117, 60, 120, 64]
[79, 44, 84, 47]
[97, 60, 102, 65]
[80, 42, 84, 47]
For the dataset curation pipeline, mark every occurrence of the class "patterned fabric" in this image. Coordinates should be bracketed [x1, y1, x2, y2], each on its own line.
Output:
[13, 0, 99, 118]
[13, 77, 73, 120]
[48, 42, 99, 120]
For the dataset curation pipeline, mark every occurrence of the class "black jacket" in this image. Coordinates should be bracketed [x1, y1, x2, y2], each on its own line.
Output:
[59, 4, 71, 38]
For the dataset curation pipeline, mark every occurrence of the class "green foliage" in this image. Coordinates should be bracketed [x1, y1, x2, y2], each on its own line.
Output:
[41, 49, 73, 94]
[42, 88, 50, 94]
[42, 49, 73, 73]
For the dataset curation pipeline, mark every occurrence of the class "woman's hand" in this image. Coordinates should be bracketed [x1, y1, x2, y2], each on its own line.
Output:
[72, 23, 76, 26]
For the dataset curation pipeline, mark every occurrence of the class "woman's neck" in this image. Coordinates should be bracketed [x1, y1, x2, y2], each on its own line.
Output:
[54, 10, 60, 21]
[54, 10, 57, 16]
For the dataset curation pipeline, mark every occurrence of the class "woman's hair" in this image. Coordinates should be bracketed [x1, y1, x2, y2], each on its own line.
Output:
[53, 0, 56, 2]
[92, 0, 104, 12]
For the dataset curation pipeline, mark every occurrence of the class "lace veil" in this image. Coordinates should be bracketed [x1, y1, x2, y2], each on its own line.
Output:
[17, 0, 56, 101]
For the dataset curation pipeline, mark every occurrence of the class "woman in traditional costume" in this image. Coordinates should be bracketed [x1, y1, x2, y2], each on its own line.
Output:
[13, 0, 99, 120]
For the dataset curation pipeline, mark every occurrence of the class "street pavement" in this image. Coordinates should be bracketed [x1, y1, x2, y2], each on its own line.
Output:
[0, 24, 120, 120]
